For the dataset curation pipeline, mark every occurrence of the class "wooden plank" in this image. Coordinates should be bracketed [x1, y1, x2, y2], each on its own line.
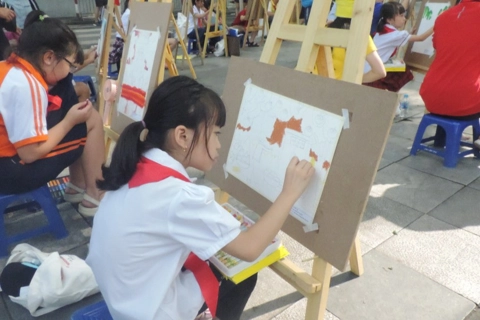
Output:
[270, 259, 323, 295]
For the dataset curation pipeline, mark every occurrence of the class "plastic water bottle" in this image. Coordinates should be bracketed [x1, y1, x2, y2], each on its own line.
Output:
[400, 94, 409, 118]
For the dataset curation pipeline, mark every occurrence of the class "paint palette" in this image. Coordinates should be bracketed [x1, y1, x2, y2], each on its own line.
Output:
[47, 176, 70, 203]
[210, 203, 282, 277]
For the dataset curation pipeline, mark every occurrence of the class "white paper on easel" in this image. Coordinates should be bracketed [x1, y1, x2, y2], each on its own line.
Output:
[411, 2, 451, 56]
[117, 26, 161, 121]
[225, 83, 344, 225]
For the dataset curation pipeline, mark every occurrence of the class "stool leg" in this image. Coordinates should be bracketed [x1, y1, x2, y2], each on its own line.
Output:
[0, 202, 10, 257]
[32, 186, 68, 239]
[411, 119, 429, 156]
[444, 125, 461, 168]
[473, 122, 480, 158]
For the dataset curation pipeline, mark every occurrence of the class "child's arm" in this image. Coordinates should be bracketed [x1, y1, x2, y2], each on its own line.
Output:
[194, 8, 210, 19]
[362, 51, 387, 84]
[16, 100, 93, 163]
[222, 157, 315, 262]
[408, 27, 433, 42]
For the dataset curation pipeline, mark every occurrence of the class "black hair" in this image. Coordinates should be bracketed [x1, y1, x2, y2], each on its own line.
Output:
[376, 2, 406, 34]
[98, 76, 226, 191]
[124, 0, 129, 13]
[16, 10, 81, 75]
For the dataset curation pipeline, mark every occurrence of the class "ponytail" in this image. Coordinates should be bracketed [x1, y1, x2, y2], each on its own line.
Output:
[97, 121, 146, 191]
[97, 75, 226, 191]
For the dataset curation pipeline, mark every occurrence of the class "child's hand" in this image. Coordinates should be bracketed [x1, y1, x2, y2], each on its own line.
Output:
[281, 156, 315, 201]
[0, 8, 15, 22]
[65, 100, 93, 126]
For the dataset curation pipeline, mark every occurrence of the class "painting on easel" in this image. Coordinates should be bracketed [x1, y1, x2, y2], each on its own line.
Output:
[225, 82, 344, 225]
[410, 2, 451, 56]
[403, 0, 455, 71]
[117, 26, 161, 121]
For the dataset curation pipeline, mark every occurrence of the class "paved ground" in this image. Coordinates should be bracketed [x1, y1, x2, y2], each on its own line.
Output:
[1, 16, 480, 320]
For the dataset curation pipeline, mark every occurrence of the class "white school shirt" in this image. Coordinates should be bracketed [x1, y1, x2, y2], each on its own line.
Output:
[0, 59, 48, 154]
[86, 148, 241, 320]
[187, 5, 202, 35]
[115, 8, 130, 38]
[364, 24, 410, 73]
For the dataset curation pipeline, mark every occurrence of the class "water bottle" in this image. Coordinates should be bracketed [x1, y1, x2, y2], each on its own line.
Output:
[400, 94, 409, 118]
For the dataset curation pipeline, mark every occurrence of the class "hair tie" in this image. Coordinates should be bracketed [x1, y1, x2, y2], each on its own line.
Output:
[139, 121, 149, 142]
[39, 15, 45, 21]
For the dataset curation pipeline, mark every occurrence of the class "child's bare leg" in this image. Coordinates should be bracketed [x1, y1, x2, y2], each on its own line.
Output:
[80, 108, 105, 207]
[67, 159, 86, 193]
[74, 82, 91, 102]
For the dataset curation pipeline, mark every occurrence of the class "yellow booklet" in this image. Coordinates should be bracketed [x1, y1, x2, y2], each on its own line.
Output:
[384, 58, 406, 72]
[209, 203, 290, 284]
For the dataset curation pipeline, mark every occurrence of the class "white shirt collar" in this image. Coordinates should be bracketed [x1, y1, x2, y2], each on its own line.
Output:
[143, 149, 195, 182]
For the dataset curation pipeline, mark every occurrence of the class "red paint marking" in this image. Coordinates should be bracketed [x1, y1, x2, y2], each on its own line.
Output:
[322, 160, 330, 170]
[236, 123, 251, 131]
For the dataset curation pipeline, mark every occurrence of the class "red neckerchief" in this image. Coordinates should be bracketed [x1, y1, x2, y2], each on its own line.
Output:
[129, 156, 219, 317]
[47, 95, 62, 112]
[377, 25, 399, 58]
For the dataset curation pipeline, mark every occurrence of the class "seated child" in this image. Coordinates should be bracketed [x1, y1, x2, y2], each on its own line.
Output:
[231, 0, 259, 47]
[364, 2, 433, 93]
[0, 11, 104, 216]
[86, 76, 314, 319]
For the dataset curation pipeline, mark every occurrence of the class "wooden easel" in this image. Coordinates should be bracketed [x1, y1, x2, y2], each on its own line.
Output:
[182, 0, 206, 65]
[202, 0, 229, 58]
[97, 0, 126, 118]
[136, 0, 181, 81]
[242, 0, 268, 47]
[103, 0, 174, 156]
[227, 1, 372, 319]
[140, 0, 198, 79]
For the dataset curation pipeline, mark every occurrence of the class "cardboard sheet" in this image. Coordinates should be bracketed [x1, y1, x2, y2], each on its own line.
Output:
[110, 1, 171, 135]
[206, 58, 398, 270]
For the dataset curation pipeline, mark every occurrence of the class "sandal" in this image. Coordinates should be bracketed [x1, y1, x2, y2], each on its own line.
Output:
[63, 182, 85, 204]
[247, 42, 259, 47]
[78, 194, 100, 217]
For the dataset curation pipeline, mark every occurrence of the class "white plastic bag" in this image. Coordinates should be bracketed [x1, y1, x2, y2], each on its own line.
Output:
[2, 244, 99, 317]
[175, 12, 188, 41]
[214, 39, 225, 57]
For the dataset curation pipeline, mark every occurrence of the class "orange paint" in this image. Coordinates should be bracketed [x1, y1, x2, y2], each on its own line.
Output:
[309, 148, 318, 162]
[322, 160, 330, 170]
[236, 123, 251, 131]
[266, 116, 302, 147]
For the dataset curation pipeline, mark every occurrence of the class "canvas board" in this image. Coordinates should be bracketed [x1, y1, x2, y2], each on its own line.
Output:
[110, 1, 171, 134]
[206, 58, 398, 270]
[225, 83, 344, 225]
[404, 0, 455, 71]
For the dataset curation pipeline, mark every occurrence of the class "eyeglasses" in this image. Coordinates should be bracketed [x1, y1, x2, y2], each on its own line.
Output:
[62, 57, 78, 72]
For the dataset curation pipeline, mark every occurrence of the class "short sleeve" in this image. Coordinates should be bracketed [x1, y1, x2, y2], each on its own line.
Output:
[366, 36, 377, 55]
[0, 69, 48, 148]
[168, 184, 241, 260]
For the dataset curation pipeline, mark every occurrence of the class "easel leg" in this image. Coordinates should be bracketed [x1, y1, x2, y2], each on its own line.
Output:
[349, 236, 364, 276]
[305, 257, 332, 320]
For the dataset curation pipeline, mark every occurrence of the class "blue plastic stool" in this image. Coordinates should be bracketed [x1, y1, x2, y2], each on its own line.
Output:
[71, 300, 113, 320]
[410, 114, 480, 167]
[73, 75, 97, 102]
[187, 38, 198, 54]
[0, 185, 68, 257]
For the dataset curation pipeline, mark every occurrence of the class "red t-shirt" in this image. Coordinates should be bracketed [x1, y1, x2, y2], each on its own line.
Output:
[232, 9, 247, 27]
[419, 1, 480, 116]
